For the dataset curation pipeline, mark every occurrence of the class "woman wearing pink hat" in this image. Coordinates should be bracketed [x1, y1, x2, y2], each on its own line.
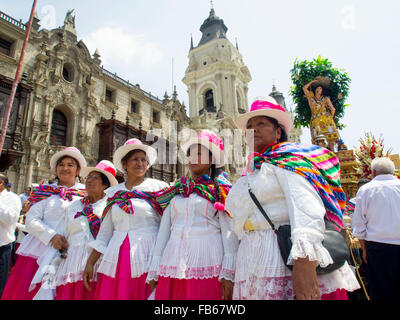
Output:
[1, 147, 86, 300]
[48, 160, 118, 300]
[83, 139, 168, 300]
[225, 96, 359, 300]
[146, 130, 239, 300]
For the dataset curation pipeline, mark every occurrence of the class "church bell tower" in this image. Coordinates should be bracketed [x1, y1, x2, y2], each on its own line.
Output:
[183, 8, 252, 119]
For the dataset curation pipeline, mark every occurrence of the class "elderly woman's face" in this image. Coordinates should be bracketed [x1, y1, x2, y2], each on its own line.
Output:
[122, 150, 148, 178]
[246, 116, 282, 153]
[85, 171, 107, 195]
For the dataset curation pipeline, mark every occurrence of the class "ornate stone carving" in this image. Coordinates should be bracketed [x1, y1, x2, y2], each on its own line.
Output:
[55, 85, 75, 105]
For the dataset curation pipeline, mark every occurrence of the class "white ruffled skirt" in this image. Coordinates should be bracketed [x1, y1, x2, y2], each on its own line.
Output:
[148, 232, 235, 282]
[54, 244, 101, 287]
[234, 229, 360, 300]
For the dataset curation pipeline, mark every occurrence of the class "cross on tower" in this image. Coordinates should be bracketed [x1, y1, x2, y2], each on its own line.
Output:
[210, 0, 214, 9]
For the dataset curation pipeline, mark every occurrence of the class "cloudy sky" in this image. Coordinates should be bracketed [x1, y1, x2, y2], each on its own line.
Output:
[2, 0, 400, 155]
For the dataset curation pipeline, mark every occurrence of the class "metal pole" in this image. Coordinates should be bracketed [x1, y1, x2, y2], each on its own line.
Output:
[0, 0, 38, 157]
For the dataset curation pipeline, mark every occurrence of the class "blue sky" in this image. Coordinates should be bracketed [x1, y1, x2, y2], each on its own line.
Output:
[2, 0, 400, 155]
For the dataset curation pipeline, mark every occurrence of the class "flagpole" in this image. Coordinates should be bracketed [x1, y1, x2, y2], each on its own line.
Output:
[0, 0, 38, 157]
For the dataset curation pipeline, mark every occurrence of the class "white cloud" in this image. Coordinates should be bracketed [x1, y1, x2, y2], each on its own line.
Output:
[83, 26, 163, 68]
[341, 5, 356, 30]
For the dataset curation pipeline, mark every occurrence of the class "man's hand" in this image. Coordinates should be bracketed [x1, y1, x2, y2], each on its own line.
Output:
[359, 239, 367, 264]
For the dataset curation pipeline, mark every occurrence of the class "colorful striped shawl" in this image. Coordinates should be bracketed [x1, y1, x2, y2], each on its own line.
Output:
[153, 172, 232, 217]
[248, 142, 346, 231]
[28, 184, 86, 206]
[102, 172, 232, 220]
[345, 199, 355, 216]
[102, 189, 163, 221]
[74, 197, 101, 239]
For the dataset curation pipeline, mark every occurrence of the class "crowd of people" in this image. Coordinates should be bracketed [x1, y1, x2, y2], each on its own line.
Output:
[0, 95, 398, 300]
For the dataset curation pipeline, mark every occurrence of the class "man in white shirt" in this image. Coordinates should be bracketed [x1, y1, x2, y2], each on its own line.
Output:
[0, 173, 22, 297]
[352, 157, 400, 300]
[19, 186, 32, 206]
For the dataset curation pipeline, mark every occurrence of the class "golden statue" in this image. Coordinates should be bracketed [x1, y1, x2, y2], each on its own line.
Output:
[303, 76, 339, 151]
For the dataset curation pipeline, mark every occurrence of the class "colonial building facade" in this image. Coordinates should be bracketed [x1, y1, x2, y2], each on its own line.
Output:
[0, 8, 301, 193]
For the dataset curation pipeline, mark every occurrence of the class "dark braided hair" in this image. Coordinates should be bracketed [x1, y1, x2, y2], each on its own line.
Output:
[210, 164, 221, 204]
[99, 172, 111, 189]
[210, 162, 224, 217]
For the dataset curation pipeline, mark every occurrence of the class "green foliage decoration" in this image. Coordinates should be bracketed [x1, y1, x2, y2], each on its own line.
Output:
[289, 55, 351, 130]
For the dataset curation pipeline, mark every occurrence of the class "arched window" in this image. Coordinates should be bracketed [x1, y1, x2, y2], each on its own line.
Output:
[204, 89, 216, 112]
[62, 63, 75, 82]
[50, 110, 67, 146]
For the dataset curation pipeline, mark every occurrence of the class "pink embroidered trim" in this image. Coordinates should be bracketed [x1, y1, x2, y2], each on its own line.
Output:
[158, 265, 222, 279]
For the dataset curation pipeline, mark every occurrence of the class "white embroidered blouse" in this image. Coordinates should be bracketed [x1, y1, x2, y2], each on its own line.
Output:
[146, 193, 239, 283]
[54, 196, 108, 286]
[17, 182, 85, 259]
[225, 162, 360, 299]
[87, 178, 169, 279]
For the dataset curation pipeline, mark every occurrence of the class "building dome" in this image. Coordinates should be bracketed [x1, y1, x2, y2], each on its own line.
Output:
[197, 8, 228, 47]
[269, 84, 287, 110]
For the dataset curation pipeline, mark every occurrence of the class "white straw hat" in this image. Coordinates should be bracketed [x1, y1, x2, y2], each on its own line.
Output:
[113, 138, 157, 173]
[180, 130, 225, 168]
[235, 96, 293, 134]
[50, 147, 87, 175]
[80, 160, 119, 187]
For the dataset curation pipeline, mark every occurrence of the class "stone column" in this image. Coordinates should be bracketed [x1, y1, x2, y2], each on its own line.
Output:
[188, 84, 197, 117]
[215, 73, 223, 112]
[26, 148, 38, 188]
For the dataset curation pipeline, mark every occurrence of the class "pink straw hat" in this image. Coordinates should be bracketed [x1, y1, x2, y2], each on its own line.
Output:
[81, 160, 119, 187]
[235, 96, 293, 134]
[181, 130, 225, 168]
[50, 147, 87, 175]
[113, 138, 157, 173]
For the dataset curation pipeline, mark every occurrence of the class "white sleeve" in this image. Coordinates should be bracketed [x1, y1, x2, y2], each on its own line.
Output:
[87, 209, 114, 254]
[218, 211, 239, 282]
[0, 195, 21, 226]
[25, 200, 57, 246]
[146, 203, 172, 283]
[16, 222, 26, 232]
[225, 177, 253, 240]
[351, 189, 367, 240]
[274, 167, 334, 268]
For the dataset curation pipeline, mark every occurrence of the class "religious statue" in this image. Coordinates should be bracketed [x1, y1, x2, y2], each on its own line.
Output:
[64, 9, 76, 29]
[303, 76, 339, 151]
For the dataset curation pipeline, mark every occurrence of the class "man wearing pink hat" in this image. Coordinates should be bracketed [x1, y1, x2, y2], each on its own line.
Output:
[2, 147, 86, 300]
[84, 138, 168, 300]
[226, 96, 359, 300]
